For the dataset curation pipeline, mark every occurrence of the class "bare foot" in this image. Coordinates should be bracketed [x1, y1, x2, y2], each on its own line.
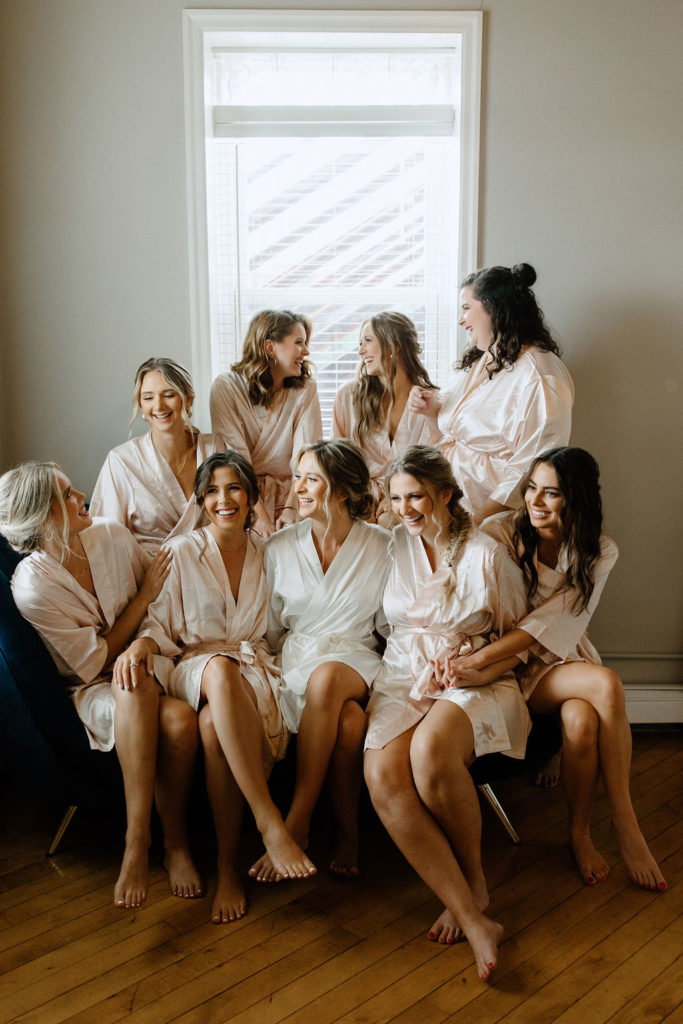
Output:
[429, 882, 489, 945]
[212, 862, 247, 923]
[462, 915, 504, 982]
[428, 908, 463, 945]
[329, 832, 359, 878]
[571, 832, 610, 885]
[249, 822, 315, 882]
[164, 846, 204, 899]
[535, 750, 561, 788]
[614, 821, 666, 891]
[114, 840, 149, 909]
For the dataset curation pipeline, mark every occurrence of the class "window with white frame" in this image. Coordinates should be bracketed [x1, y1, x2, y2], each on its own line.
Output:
[184, 11, 482, 434]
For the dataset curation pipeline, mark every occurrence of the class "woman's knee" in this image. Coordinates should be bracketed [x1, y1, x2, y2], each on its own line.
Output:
[560, 698, 598, 750]
[201, 655, 242, 698]
[364, 748, 405, 807]
[160, 697, 198, 747]
[111, 668, 160, 705]
[591, 667, 626, 717]
[336, 700, 367, 753]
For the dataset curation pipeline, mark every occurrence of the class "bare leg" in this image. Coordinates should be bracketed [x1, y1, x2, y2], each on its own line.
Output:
[409, 702, 488, 944]
[155, 696, 203, 898]
[328, 700, 367, 877]
[555, 699, 608, 885]
[365, 730, 503, 982]
[110, 672, 161, 909]
[201, 657, 315, 882]
[251, 662, 366, 881]
[530, 665, 665, 891]
[199, 706, 247, 922]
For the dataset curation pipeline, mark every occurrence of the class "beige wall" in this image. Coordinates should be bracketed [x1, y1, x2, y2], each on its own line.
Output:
[1, 1, 681, 690]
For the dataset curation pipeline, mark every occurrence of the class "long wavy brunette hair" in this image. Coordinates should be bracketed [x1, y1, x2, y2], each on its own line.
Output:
[458, 263, 561, 378]
[232, 310, 313, 407]
[352, 312, 435, 445]
[513, 447, 603, 612]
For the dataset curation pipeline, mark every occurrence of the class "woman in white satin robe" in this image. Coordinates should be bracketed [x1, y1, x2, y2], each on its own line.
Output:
[210, 310, 322, 538]
[122, 450, 315, 924]
[332, 312, 440, 524]
[364, 446, 529, 981]
[450, 447, 666, 893]
[91, 357, 223, 554]
[1, 462, 200, 911]
[250, 440, 391, 882]
[409, 263, 573, 523]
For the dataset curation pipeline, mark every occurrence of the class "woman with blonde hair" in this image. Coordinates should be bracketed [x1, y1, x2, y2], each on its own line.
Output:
[250, 439, 391, 880]
[333, 311, 439, 523]
[120, 451, 313, 924]
[91, 357, 224, 553]
[364, 446, 529, 980]
[0, 462, 201, 910]
[210, 310, 322, 538]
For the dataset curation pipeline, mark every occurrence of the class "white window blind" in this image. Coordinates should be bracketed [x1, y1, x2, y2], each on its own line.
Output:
[184, 12, 482, 434]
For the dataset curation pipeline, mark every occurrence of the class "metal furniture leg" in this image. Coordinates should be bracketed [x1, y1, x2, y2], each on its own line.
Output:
[47, 805, 78, 856]
[477, 783, 520, 845]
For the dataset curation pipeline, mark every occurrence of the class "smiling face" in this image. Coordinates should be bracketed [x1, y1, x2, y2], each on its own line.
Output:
[293, 450, 330, 522]
[358, 322, 386, 377]
[139, 370, 188, 435]
[388, 472, 450, 544]
[267, 322, 309, 383]
[458, 286, 494, 353]
[525, 462, 564, 537]
[53, 472, 92, 538]
[202, 466, 250, 537]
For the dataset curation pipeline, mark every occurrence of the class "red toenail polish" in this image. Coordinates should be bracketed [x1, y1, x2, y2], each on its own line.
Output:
[488, 962, 494, 969]
[659, 882, 666, 890]
[428, 932, 435, 939]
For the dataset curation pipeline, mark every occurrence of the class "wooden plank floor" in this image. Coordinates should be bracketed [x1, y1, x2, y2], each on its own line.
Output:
[0, 730, 681, 1024]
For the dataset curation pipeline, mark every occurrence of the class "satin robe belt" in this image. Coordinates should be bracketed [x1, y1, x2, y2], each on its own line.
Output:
[288, 632, 374, 657]
[409, 629, 488, 700]
[257, 474, 289, 519]
[177, 638, 267, 666]
[441, 436, 509, 462]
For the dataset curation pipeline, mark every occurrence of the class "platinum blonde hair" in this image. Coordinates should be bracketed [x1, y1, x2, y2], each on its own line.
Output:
[0, 461, 71, 557]
[130, 357, 195, 434]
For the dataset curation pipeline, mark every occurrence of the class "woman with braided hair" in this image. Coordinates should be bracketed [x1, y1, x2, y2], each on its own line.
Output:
[409, 263, 574, 523]
[364, 446, 530, 981]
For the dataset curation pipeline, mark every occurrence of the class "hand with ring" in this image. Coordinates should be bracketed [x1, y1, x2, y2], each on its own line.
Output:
[113, 637, 159, 691]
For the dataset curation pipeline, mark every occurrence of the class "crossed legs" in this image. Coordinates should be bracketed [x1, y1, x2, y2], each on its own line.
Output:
[364, 713, 503, 982]
[250, 661, 367, 880]
[529, 663, 666, 891]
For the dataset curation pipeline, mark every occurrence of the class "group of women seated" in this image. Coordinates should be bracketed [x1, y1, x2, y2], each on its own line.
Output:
[0, 262, 665, 982]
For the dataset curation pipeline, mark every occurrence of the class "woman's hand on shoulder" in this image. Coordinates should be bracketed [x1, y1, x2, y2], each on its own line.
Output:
[139, 547, 172, 604]
[113, 637, 158, 690]
[408, 385, 441, 421]
[275, 507, 297, 531]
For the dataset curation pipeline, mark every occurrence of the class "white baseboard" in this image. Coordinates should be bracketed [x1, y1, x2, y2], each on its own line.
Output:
[600, 653, 683, 724]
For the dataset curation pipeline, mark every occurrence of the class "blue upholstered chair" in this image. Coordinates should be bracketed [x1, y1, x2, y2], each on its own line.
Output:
[0, 536, 121, 854]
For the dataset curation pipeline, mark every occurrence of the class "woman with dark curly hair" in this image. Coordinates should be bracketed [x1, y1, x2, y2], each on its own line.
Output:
[250, 439, 391, 881]
[409, 263, 574, 523]
[444, 447, 666, 893]
[332, 311, 439, 523]
[210, 310, 322, 538]
[364, 446, 530, 981]
[120, 451, 313, 924]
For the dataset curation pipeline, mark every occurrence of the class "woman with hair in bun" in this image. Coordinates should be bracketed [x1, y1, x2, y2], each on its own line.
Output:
[250, 439, 391, 881]
[210, 310, 322, 538]
[121, 450, 313, 924]
[332, 311, 439, 524]
[409, 263, 574, 524]
[445, 447, 666, 893]
[90, 357, 224, 554]
[0, 462, 201, 910]
[364, 445, 530, 981]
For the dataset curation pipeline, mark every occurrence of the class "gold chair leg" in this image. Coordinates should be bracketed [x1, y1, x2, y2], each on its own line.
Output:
[47, 805, 78, 856]
[478, 783, 521, 845]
